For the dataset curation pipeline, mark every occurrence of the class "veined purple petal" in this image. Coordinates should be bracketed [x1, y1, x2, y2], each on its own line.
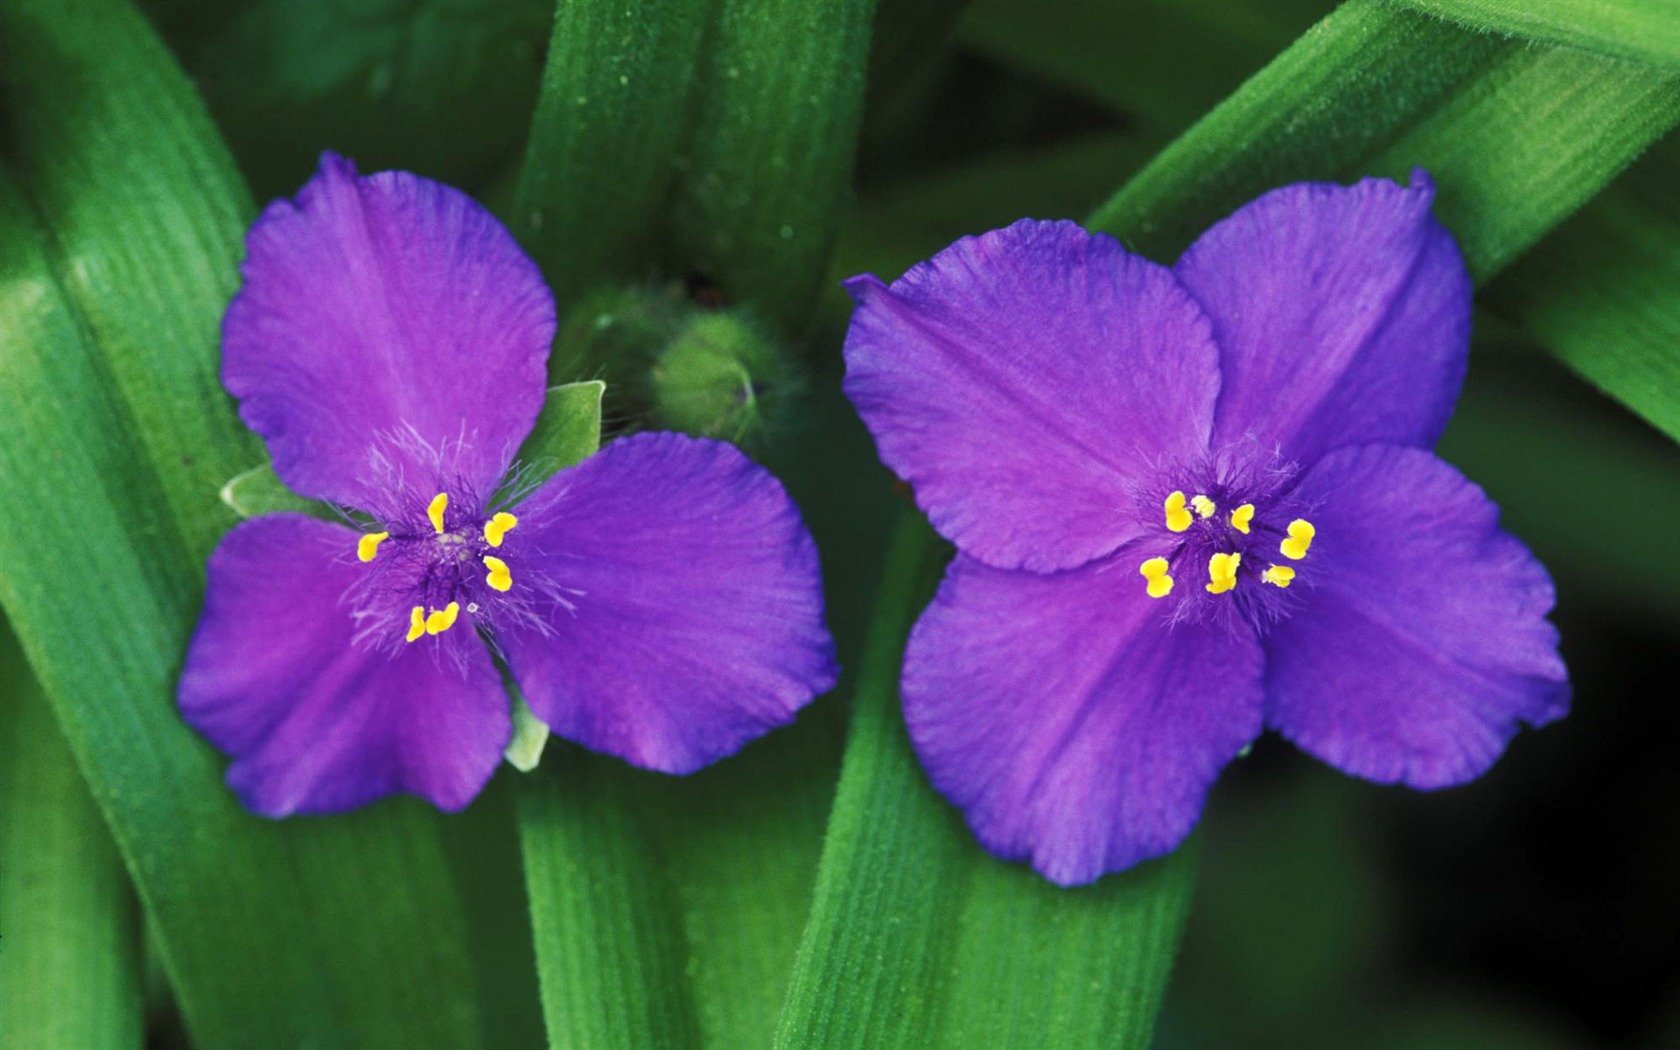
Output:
[843, 219, 1222, 574]
[1176, 171, 1471, 465]
[904, 554, 1264, 885]
[180, 514, 511, 815]
[499, 433, 836, 774]
[223, 152, 554, 507]
[1263, 444, 1569, 788]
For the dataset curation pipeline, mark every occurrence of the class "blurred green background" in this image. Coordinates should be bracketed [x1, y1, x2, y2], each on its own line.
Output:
[2, 0, 1677, 1047]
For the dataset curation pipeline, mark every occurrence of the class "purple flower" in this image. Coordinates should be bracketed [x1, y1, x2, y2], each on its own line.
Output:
[181, 154, 836, 816]
[842, 172, 1569, 886]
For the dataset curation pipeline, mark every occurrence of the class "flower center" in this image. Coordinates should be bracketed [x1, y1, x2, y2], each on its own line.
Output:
[353, 489, 521, 644]
[1130, 455, 1319, 633]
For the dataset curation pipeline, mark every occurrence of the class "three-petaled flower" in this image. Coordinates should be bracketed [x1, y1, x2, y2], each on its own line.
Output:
[843, 172, 1569, 885]
[181, 154, 836, 816]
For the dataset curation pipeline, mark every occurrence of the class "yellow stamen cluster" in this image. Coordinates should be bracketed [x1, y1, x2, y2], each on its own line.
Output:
[356, 531, 389, 563]
[1138, 556, 1174, 599]
[1280, 519, 1315, 560]
[1140, 492, 1318, 600]
[361, 491, 521, 641]
[483, 511, 519, 548]
[1205, 552, 1241, 594]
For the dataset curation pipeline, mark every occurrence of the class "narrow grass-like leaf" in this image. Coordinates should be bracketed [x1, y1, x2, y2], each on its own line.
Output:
[514, 0, 714, 307]
[669, 0, 877, 331]
[1394, 0, 1680, 70]
[520, 750, 704, 1050]
[513, 3, 877, 1043]
[775, 517, 1198, 1049]
[1481, 137, 1680, 444]
[1088, 0, 1680, 279]
[0, 627, 143, 1050]
[0, 3, 479, 1045]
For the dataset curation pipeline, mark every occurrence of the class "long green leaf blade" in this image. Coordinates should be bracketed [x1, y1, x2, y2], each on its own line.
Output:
[1481, 137, 1680, 443]
[1089, 0, 1680, 279]
[514, 0, 714, 307]
[0, 3, 479, 1045]
[670, 0, 877, 331]
[0, 627, 144, 1050]
[520, 752, 705, 1050]
[1394, 0, 1680, 70]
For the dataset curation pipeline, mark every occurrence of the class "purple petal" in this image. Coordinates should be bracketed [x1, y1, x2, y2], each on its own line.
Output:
[1175, 170, 1471, 465]
[223, 152, 554, 507]
[499, 432, 836, 774]
[843, 219, 1222, 573]
[180, 514, 511, 815]
[904, 554, 1264, 885]
[1263, 444, 1569, 788]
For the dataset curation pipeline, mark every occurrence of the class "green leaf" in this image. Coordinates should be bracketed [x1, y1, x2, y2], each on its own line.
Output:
[0, 3, 479, 1045]
[668, 0, 878, 332]
[1393, 0, 1680, 71]
[514, 0, 714, 308]
[518, 751, 705, 1049]
[511, 4, 878, 1043]
[774, 516, 1197, 1049]
[514, 381, 609, 484]
[518, 0, 876, 333]
[1088, 0, 1680, 281]
[146, 0, 554, 199]
[0, 625, 144, 1050]
[1481, 136, 1680, 444]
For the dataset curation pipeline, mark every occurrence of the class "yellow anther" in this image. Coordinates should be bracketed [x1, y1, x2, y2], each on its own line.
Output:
[1164, 491, 1192, 533]
[1205, 551, 1242, 595]
[425, 601, 460, 636]
[1230, 504, 1254, 535]
[405, 605, 426, 643]
[483, 555, 513, 593]
[427, 492, 449, 534]
[1262, 565, 1296, 588]
[356, 531, 389, 563]
[1138, 556, 1175, 599]
[483, 511, 519, 548]
[1191, 494, 1216, 519]
[1280, 519, 1316, 561]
